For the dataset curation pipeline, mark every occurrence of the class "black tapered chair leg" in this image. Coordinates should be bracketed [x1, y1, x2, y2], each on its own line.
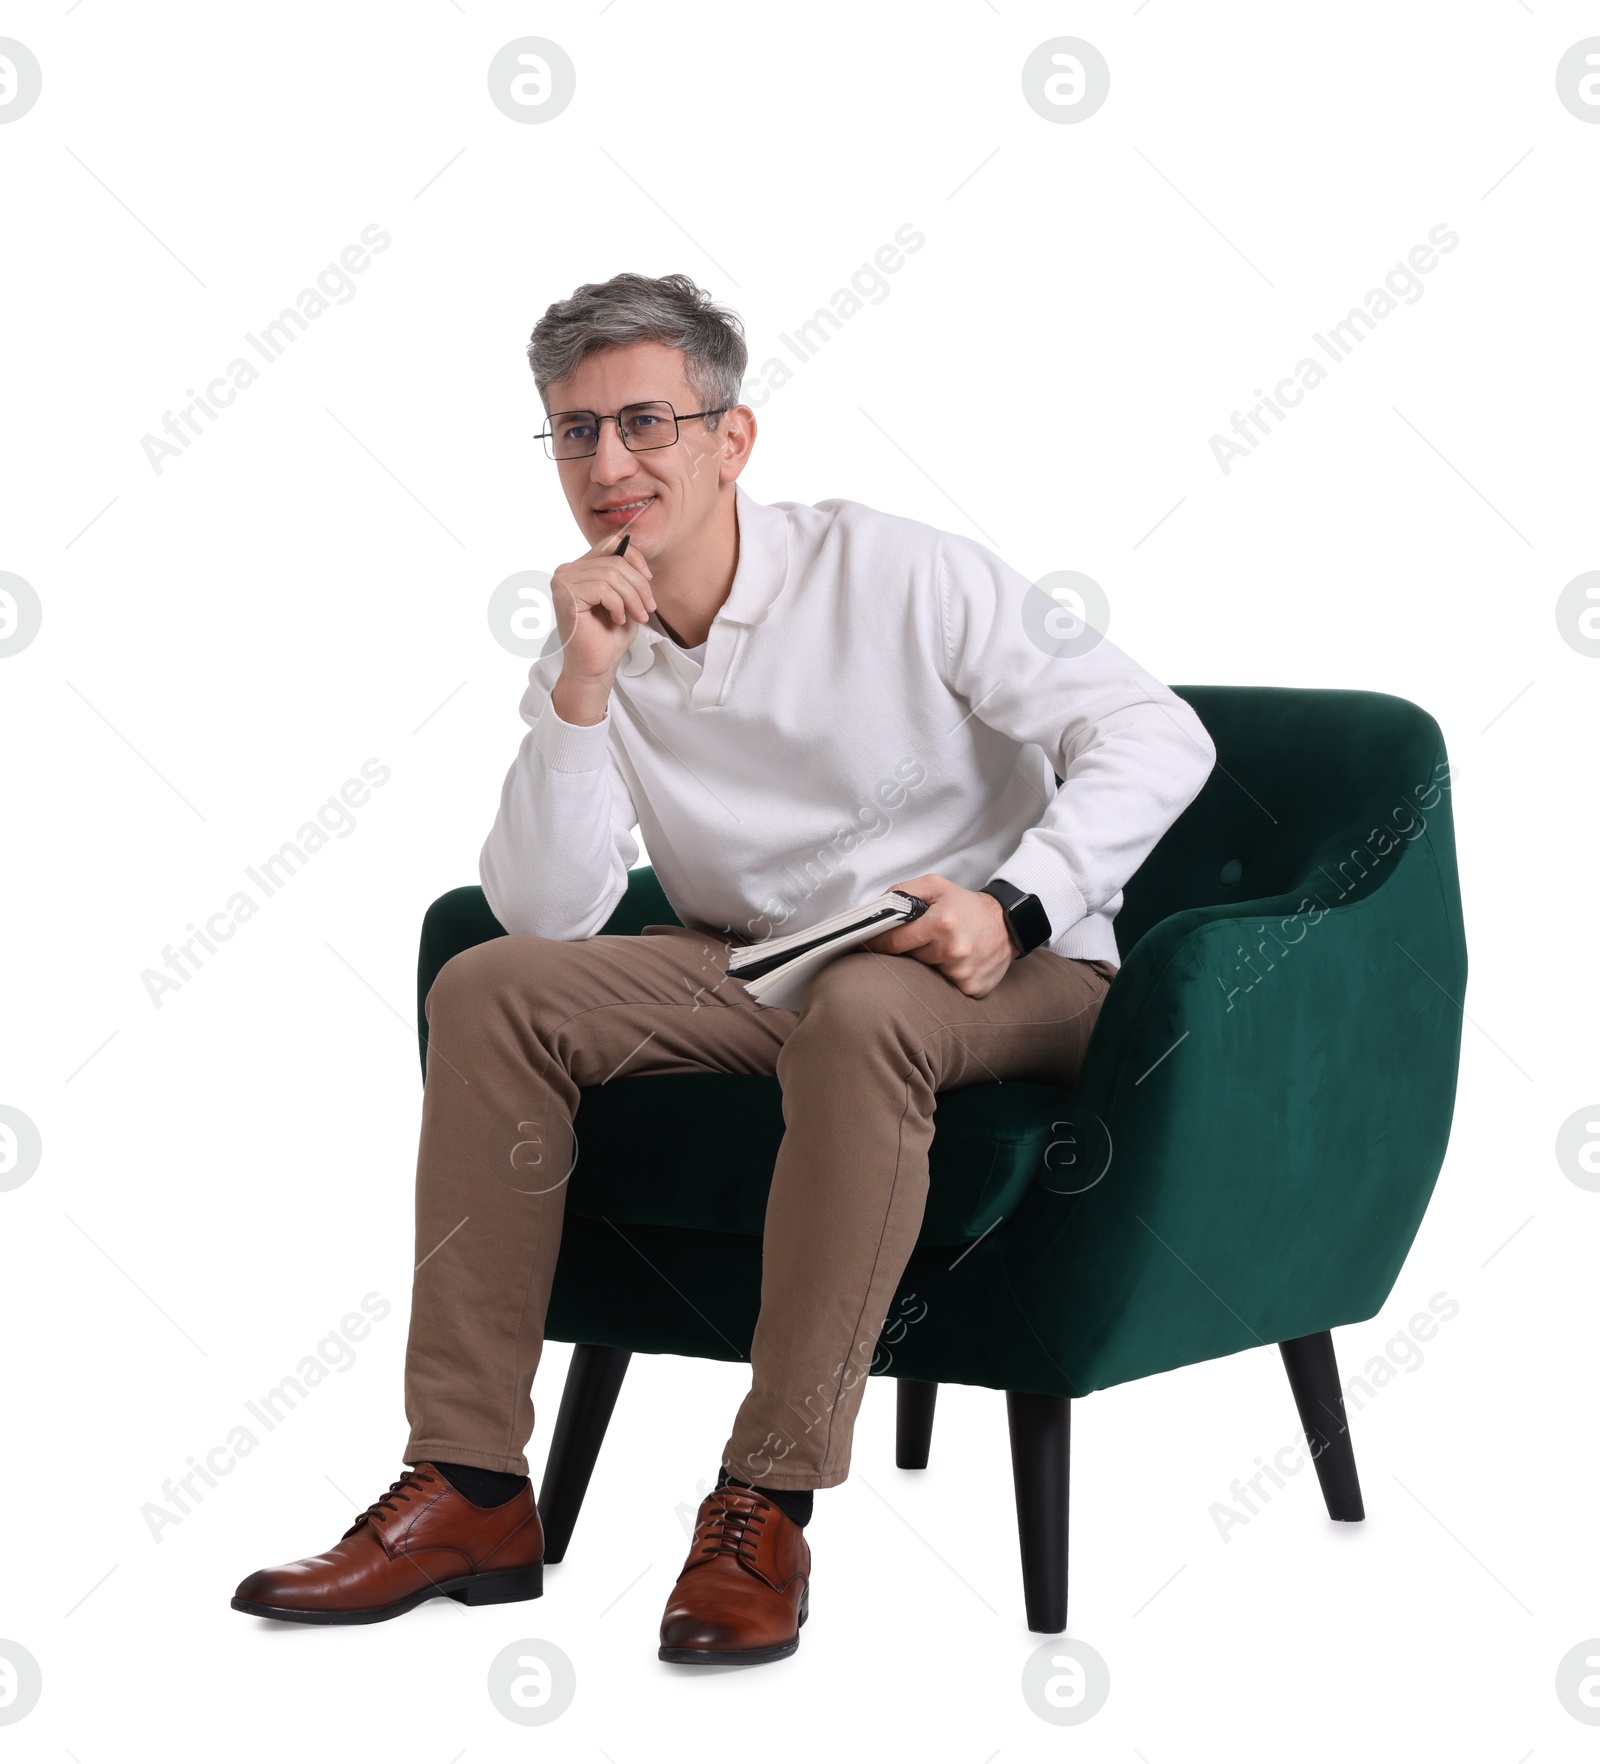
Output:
[1006, 1390, 1071, 1633]
[538, 1343, 632, 1563]
[896, 1380, 939, 1469]
[1279, 1330, 1365, 1522]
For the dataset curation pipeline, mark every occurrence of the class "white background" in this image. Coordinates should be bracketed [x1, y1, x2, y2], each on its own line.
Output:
[2, 2, 1597, 1758]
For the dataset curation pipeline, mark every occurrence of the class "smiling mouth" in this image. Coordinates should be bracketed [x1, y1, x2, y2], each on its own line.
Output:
[595, 495, 656, 522]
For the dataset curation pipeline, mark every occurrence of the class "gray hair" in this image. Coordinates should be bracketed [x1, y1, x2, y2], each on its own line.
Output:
[527, 272, 747, 431]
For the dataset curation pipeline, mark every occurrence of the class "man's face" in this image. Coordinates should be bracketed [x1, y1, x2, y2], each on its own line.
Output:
[545, 340, 745, 557]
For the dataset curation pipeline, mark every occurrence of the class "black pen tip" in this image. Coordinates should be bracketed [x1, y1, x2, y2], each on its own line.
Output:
[614, 534, 630, 556]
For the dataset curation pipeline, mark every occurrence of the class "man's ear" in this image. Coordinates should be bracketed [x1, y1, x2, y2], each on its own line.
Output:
[717, 406, 758, 484]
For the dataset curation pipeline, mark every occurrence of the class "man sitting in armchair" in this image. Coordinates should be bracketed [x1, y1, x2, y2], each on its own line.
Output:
[232, 269, 1215, 1664]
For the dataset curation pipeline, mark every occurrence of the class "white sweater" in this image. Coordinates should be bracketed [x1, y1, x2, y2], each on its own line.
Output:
[481, 483, 1216, 967]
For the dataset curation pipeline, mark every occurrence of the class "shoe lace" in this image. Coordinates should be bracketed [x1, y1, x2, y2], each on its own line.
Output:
[695, 1489, 769, 1564]
[345, 1466, 439, 1536]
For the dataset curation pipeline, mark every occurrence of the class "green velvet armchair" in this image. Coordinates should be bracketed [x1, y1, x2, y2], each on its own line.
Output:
[415, 685, 1467, 1630]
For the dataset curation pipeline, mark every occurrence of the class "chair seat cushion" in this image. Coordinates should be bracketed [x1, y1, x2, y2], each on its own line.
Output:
[567, 1073, 1076, 1246]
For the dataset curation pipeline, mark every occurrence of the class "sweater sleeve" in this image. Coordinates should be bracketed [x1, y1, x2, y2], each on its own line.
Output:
[934, 532, 1216, 944]
[479, 656, 642, 939]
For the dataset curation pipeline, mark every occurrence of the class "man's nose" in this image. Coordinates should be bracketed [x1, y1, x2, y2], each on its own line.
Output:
[590, 418, 636, 479]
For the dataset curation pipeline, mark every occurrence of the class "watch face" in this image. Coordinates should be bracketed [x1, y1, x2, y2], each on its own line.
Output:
[984, 882, 1049, 954]
[1011, 893, 1051, 954]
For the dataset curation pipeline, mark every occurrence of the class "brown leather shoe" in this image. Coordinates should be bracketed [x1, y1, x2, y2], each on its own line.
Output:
[231, 1464, 543, 1625]
[658, 1485, 810, 1665]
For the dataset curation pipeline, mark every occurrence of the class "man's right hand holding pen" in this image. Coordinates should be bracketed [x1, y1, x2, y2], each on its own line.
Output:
[550, 529, 656, 727]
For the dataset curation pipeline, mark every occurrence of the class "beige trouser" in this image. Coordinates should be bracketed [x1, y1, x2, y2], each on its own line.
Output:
[402, 923, 1114, 1490]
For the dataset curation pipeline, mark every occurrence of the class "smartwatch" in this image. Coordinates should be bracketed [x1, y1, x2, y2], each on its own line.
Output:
[979, 878, 1052, 957]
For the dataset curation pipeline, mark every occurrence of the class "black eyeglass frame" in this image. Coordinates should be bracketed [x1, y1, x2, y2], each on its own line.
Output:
[535, 400, 731, 460]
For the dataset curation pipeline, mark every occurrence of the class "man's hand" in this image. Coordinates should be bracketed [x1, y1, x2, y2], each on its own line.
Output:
[549, 528, 656, 726]
[861, 873, 1018, 999]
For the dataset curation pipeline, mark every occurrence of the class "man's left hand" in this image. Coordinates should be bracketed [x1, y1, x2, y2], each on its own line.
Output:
[861, 874, 1018, 999]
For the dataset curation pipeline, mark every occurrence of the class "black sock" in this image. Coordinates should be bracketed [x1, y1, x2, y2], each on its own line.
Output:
[433, 1461, 529, 1508]
[717, 1467, 812, 1528]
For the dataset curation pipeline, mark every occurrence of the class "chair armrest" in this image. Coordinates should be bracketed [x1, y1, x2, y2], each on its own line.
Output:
[999, 792, 1468, 1395]
[415, 871, 681, 1083]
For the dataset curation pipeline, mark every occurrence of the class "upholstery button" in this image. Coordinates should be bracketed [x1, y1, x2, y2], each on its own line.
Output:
[1219, 858, 1243, 886]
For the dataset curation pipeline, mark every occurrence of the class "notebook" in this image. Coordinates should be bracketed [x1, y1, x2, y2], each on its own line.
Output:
[726, 890, 930, 1010]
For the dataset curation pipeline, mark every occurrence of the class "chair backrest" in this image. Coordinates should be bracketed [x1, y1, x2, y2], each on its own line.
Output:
[420, 684, 1460, 1079]
[1114, 684, 1458, 957]
[591, 686, 1457, 962]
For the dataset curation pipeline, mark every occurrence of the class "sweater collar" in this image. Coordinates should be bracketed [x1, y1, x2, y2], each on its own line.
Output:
[618, 482, 788, 677]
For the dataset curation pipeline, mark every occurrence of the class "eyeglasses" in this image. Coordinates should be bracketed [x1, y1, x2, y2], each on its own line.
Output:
[535, 399, 730, 461]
